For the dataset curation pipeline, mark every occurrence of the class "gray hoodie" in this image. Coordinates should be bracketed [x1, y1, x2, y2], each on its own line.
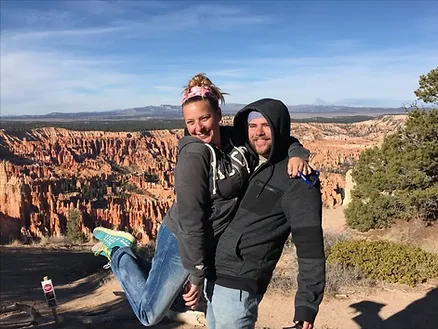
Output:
[163, 125, 309, 286]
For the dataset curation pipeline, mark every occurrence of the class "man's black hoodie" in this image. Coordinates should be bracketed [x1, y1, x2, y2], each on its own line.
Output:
[212, 98, 326, 324]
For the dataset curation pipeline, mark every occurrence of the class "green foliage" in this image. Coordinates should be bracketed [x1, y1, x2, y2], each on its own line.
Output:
[82, 180, 108, 200]
[144, 171, 159, 183]
[345, 108, 438, 231]
[59, 179, 79, 194]
[107, 160, 130, 174]
[326, 240, 438, 286]
[121, 181, 143, 194]
[66, 209, 86, 244]
[415, 66, 438, 104]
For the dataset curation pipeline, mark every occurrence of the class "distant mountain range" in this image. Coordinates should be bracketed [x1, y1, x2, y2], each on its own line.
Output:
[1, 103, 409, 121]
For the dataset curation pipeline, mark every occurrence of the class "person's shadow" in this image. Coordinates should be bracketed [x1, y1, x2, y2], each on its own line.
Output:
[350, 287, 438, 329]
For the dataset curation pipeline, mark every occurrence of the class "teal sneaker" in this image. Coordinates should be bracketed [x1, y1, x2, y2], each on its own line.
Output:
[92, 227, 136, 261]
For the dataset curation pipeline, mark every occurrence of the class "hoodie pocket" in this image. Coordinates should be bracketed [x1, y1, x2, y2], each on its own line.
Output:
[210, 197, 239, 237]
[215, 227, 244, 273]
[241, 179, 283, 215]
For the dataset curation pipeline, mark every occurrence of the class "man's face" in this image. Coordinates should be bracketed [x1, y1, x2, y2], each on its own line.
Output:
[248, 116, 272, 158]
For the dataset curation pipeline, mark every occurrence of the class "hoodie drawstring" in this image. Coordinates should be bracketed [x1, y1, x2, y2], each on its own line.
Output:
[229, 138, 251, 174]
[205, 143, 218, 195]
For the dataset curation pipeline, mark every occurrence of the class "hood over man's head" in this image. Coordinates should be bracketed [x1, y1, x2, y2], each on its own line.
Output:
[234, 98, 291, 162]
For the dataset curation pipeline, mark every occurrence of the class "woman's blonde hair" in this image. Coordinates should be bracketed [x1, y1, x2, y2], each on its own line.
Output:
[181, 73, 228, 108]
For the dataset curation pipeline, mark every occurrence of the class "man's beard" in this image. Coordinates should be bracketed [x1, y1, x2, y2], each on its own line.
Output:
[250, 138, 271, 157]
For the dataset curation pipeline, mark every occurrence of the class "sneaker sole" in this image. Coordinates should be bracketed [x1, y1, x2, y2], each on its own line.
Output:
[92, 241, 104, 255]
[166, 310, 206, 326]
[93, 227, 136, 244]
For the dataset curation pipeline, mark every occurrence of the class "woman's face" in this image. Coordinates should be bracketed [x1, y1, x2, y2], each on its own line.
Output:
[183, 99, 222, 147]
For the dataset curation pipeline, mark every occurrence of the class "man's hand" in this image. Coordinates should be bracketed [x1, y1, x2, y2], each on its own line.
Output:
[283, 321, 313, 329]
[301, 321, 313, 329]
[287, 157, 312, 178]
[182, 281, 202, 309]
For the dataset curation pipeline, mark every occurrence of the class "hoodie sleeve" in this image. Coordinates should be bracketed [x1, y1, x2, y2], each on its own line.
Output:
[288, 136, 310, 161]
[282, 178, 326, 324]
[174, 142, 212, 286]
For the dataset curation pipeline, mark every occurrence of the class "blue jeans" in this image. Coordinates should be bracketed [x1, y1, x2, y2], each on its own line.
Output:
[204, 280, 264, 329]
[110, 223, 189, 326]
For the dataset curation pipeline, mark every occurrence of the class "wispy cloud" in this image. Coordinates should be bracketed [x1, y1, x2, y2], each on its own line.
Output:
[0, 50, 181, 113]
[65, 0, 170, 16]
[214, 46, 438, 106]
[3, 27, 124, 43]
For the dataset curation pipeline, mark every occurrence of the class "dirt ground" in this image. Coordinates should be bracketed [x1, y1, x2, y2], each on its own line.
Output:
[1, 208, 437, 329]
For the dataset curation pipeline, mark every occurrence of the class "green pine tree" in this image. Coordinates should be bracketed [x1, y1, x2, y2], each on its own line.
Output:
[415, 66, 438, 105]
[345, 68, 438, 231]
[66, 209, 87, 243]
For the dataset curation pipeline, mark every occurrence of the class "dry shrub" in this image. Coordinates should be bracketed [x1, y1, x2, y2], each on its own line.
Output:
[269, 233, 369, 295]
[269, 231, 377, 295]
[7, 235, 70, 246]
[323, 230, 352, 249]
[36, 235, 69, 246]
[325, 262, 369, 294]
[8, 239, 22, 246]
[270, 260, 367, 295]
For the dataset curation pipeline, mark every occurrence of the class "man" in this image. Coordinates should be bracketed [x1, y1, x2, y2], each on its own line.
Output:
[203, 98, 326, 329]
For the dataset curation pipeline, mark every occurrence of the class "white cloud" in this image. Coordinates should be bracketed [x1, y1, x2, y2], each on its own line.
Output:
[1, 1, 437, 115]
[2, 45, 437, 115]
[4, 27, 124, 40]
[216, 48, 438, 107]
[0, 50, 177, 114]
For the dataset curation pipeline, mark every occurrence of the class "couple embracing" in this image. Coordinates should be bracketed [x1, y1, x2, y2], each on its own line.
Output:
[93, 73, 325, 329]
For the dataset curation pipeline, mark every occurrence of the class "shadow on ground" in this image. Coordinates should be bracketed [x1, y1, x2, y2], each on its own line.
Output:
[350, 287, 438, 329]
[0, 246, 190, 328]
[0, 246, 107, 302]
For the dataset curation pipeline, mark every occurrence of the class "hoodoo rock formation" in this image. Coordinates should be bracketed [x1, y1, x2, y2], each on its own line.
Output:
[0, 115, 406, 243]
[0, 128, 180, 244]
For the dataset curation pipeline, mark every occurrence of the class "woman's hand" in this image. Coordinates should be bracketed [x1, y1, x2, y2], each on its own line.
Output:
[182, 281, 202, 308]
[287, 157, 312, 178]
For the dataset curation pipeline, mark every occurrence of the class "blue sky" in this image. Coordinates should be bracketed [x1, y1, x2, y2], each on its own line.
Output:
[1, 0, 437, 115]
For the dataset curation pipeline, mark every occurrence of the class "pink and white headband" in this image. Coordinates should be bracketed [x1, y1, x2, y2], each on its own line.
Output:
[181, 85, 218, 105]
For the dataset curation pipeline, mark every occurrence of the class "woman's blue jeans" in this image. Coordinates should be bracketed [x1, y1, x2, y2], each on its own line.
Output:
[110, 223, 189, 326]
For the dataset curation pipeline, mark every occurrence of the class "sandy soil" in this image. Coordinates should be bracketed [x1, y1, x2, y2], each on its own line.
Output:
[257, 285, 438, 329]
[1, 208, 437, 329]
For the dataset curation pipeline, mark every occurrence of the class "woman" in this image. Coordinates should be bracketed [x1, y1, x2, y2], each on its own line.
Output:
[92, 73, 311, 326]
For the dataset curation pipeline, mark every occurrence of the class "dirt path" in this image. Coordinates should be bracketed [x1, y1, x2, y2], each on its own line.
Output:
[2, 208, 437, 329]
[257, 285, 438, 329]
[0, 245, 195, 329]
[322, 206, 348, 232]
